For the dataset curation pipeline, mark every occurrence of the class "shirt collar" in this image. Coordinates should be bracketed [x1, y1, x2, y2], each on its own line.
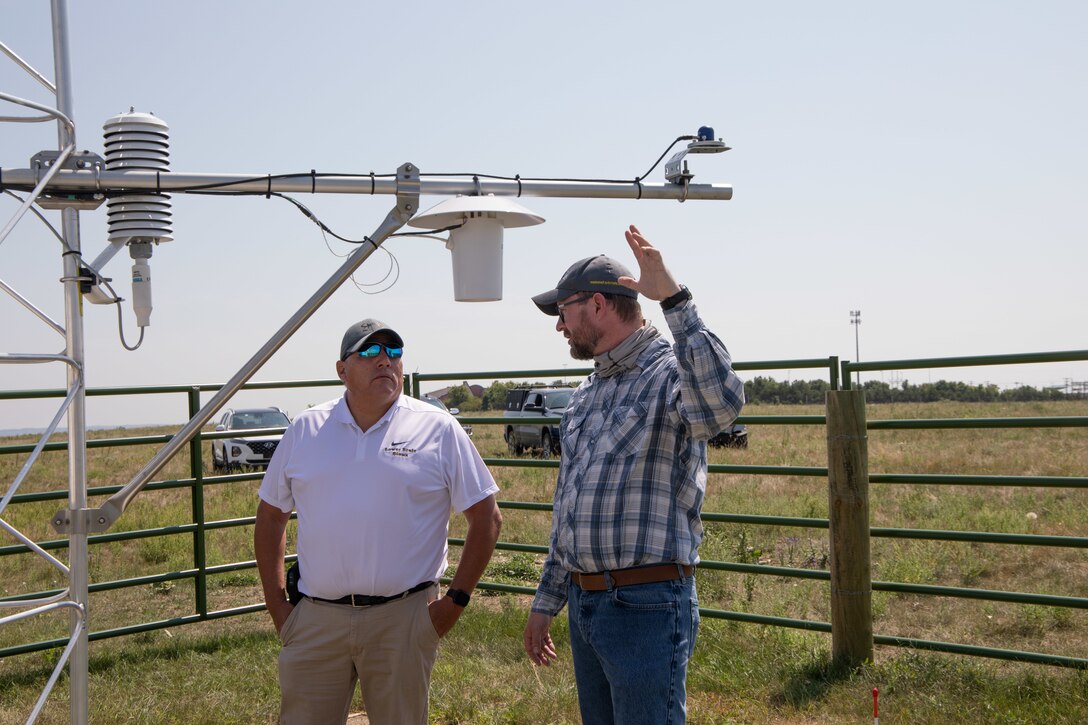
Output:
[333, 393, 403, 431]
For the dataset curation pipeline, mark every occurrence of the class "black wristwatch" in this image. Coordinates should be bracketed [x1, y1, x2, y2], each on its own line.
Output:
[660, 285, 692, 311]
[446, 588, 471, 607]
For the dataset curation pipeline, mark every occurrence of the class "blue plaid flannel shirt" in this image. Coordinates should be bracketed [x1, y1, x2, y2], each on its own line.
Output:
[531, 301, 745, 616]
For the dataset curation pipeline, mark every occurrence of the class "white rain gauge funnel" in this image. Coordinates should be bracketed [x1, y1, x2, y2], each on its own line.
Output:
[408, 195, 544, 302]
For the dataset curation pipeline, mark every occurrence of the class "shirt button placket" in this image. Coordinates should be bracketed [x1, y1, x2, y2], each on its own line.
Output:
[356, 425, 369, 463]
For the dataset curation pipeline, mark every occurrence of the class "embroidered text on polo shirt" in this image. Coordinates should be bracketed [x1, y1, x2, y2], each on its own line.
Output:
[383, 440, 418, 458]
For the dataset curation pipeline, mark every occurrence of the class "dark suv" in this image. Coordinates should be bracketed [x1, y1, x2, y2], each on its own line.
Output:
[707, 423, 748, 449]
[212, 407, 290, 471]
[503, 387, 573, 457]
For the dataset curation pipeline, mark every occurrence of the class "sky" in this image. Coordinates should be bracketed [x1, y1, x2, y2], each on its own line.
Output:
[2, 1, 1086, 430]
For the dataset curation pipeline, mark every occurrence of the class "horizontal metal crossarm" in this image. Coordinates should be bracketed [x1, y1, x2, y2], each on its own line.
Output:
[0, 167, 732, 202]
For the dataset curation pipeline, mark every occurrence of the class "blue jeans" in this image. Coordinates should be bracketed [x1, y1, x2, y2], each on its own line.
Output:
[567, 575, 699, 725]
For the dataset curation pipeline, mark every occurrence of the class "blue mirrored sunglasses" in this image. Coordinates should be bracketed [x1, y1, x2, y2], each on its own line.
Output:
[356, 343, 403, 359]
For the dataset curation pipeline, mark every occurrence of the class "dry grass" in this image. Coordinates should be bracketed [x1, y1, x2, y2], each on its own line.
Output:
[1, 400, 1086, 722]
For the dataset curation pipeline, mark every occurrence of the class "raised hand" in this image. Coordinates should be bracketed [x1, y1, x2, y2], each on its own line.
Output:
[618, 225, 682, 302]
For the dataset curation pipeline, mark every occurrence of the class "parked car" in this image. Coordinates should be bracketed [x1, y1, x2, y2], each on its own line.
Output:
[421, 394, 473, 436]
[503, 387, 573, 457]
[211, 407, 291, 471]
[707, 423, 748, 449]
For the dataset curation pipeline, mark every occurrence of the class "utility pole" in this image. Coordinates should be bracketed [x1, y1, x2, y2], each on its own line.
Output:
[850, 310, 861, 387]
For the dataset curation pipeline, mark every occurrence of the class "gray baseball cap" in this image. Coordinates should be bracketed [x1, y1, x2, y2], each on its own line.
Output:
[340, 318, 404, 360]
[532, 255, 638, 316]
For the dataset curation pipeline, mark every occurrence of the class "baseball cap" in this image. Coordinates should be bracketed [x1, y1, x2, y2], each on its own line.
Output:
[531, 255, 638, 316]
[340, 319, 405, 360]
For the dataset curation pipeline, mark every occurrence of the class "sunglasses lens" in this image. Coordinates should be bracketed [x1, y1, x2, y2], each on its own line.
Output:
[358, 344, 402, 359]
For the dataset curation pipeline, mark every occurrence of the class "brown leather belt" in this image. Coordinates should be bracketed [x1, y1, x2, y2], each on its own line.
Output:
[572, 563, 694, 592]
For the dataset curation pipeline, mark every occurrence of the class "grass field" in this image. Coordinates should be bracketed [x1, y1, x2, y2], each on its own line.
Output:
[0, 399, 1086, 723]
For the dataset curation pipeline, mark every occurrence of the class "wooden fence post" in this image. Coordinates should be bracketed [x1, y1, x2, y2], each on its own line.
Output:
[826, 389, 874, 666]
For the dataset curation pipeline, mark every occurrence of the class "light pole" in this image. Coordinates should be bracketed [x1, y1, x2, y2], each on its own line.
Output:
[850, 310, 861, 387]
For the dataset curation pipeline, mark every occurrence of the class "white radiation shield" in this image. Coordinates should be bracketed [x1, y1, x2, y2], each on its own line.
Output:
[446, 217, 504, 302]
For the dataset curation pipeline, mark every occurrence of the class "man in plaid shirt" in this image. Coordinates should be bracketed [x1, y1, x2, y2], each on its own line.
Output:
[523, 225, 744, 724]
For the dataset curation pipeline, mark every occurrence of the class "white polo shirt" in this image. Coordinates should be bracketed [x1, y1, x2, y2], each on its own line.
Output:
[258, 394, 498, 599]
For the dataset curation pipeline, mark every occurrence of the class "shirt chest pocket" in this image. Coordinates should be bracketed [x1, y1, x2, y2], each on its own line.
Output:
[595, 403, 648, 459]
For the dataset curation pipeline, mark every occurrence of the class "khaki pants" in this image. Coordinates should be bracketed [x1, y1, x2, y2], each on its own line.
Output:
[278, 585, 440, 725]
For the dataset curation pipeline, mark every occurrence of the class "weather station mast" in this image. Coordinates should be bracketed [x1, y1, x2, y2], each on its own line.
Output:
[0, 3, 736, 722]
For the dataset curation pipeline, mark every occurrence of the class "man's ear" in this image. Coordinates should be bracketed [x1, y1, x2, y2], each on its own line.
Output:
[335, 360, 346, 382]
[591, 292, 607, 317]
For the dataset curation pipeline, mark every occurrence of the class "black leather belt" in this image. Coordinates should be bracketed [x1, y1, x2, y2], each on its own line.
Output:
[308, 580, 434, 608]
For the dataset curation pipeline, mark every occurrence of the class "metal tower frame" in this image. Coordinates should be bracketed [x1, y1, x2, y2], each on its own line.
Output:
[0, 2, 732, 721]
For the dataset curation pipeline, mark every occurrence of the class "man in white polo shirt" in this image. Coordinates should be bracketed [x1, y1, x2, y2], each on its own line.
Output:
[255, 318, 502, 725]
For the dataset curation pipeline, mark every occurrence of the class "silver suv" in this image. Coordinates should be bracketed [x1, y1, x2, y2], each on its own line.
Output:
[211, 407, 290, 471]
[421, 394, 474, 436]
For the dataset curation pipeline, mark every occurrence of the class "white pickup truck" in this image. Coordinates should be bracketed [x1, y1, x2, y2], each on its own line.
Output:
[502, 387, 573, 457]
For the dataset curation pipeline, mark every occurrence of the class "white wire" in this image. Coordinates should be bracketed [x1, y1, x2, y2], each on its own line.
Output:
[316, 224, 402, 294]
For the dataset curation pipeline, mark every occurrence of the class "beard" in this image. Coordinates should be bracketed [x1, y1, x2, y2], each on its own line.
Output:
[567, 321, 602, 360]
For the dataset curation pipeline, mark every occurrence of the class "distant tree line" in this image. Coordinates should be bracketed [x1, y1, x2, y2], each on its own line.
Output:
[742, 376, 1073, 404]
[441, 380, 573, 412]
[441, 377, 1075, 411]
